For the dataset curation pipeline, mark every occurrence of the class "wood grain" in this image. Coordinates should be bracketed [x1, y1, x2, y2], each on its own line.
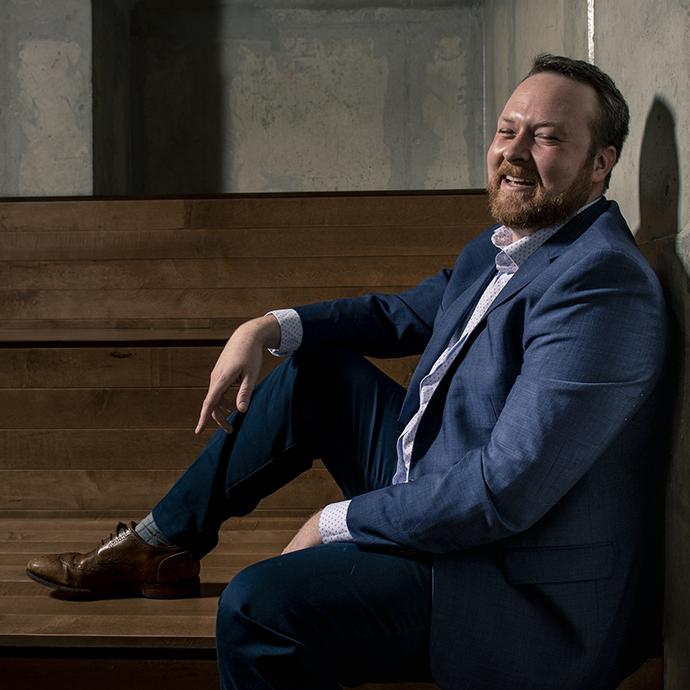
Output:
[0, 466, 341, 512]
[186, 192, 491, 229]
[0, 191, 490, 230]
[0, 193, 487, 344]
[0, 388, 204, 428]
[0, 198, 187, 232]
[0, 319, 241, 342]
[1, 255, 455, 290]
[0, 347, 417, 389]
[0, 346, 222, 388]
[0, 286, 409, 321]
[0, 429, 214, 469]
[0, 225, 476, 261]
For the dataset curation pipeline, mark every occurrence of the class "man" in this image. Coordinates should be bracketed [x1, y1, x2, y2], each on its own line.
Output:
[27, 55, 667, 690]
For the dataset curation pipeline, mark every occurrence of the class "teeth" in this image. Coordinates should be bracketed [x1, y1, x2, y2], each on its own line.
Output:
[505, 175, 534, 186]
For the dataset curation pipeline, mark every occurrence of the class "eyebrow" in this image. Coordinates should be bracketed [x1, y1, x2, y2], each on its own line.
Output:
[498, 116, 566, 132]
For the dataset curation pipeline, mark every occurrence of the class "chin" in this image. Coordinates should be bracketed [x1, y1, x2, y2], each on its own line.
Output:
[489, 191, 540, 229]
[489, 180, 592, 231]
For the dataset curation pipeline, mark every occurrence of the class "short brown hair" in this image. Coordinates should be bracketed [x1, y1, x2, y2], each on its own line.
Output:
[527, 54, 629, 188]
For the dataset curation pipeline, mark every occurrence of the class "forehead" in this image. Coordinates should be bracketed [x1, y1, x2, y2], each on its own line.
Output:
[500, 72, 598, 134]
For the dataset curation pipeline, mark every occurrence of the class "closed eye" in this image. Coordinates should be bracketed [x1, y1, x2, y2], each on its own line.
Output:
[536, 134, 560, 143]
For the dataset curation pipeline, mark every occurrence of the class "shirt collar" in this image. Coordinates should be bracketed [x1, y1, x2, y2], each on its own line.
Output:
[491, 196, 603, 275]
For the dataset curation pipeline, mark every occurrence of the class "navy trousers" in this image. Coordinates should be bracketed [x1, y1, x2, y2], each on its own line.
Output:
[152, 349, 434, 689]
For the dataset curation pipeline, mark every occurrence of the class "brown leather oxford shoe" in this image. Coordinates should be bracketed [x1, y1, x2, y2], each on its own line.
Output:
[26, 521, 200, 598]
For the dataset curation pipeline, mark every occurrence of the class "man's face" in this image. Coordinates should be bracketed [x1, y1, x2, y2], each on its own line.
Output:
[486, 72, 603, 235]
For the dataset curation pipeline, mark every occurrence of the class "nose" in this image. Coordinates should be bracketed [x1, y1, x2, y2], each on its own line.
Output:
[502, 131, 531, 165]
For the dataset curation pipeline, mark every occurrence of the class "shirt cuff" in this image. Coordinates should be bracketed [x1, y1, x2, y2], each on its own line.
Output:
[319, 500, 353, 544]
[266, 309, 303, 356]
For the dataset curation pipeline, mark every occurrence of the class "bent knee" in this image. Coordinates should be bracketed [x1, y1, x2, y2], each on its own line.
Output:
[219, 562, 265, 618]
[217, 558, 290, 631]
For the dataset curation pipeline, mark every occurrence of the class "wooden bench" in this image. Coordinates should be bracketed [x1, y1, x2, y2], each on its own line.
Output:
[0, 192, 661, 689]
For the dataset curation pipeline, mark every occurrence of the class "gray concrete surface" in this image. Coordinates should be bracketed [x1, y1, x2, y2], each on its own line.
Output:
[482, 0, 588, 158]
[485, 5, 690, 684]
[114, 0, 486, 194]
[595, 2, 690, 688]
[0, 0, 92, 196]
[493, 0, 588, 74]
[0, 0, 591, 196]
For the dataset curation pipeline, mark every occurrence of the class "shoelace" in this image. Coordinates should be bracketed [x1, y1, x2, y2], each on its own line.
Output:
[100, 522, 130, 548]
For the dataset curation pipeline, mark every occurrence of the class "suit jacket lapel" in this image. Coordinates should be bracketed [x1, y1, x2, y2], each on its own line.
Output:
[432, 264, 496, 358]
[399, 263, 495, 423]
[471, 197, 610, 324]
[399, 198, 610, 424]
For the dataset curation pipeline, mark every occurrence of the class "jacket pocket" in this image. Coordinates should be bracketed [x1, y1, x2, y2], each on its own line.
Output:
[502, 542, 614, 585]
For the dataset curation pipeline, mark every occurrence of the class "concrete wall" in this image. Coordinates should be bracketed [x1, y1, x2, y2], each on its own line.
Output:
[484, 4, 690, 684]
[594, 2, 690, 688]
[5, 0, 589, 197]
[0, 0, 92, 196]
[482, 0, 588, 159]
[3, 0, 487, 196]
[92, 0, 138, 196]
[113, 0, 485, 194]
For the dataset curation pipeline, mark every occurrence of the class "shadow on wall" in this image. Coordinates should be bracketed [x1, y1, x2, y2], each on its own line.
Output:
[93, 0, 225, 195]
[634, 96, 685, 672]
[635, 96, 683, 405]
[636, 97, 682, 309]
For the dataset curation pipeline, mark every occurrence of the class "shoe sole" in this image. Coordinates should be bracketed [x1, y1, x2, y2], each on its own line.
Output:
[25, 569, 200, 599]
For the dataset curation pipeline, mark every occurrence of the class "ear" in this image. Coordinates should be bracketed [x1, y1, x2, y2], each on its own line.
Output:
[591, 145, 617, 184]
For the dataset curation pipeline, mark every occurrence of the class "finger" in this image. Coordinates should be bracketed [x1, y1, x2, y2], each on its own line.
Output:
[235, 374, 255, 413]
[195, 381, 229, 434]
[211, 407, 234, 434]
[194, 390, 230, 434]
[215, 395, 233, 416]
[195, 396, 214, 434]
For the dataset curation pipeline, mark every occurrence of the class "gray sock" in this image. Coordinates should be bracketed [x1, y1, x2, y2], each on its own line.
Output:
[135, 513, 174, 547]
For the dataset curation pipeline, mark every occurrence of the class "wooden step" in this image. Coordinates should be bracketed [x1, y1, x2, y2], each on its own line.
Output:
[0, 656, 440, 690]
[0, 516, 295, 649]
[0, 517, 661, 689]
[0, 193, 660, 690]
[0, 192, 490, 231]
[2, 256, 454, 290]
[0, 193, 491, 341]
[0, 466, 341, 516]
[0, 347, 417, 389]
[0, 345, 412, 518]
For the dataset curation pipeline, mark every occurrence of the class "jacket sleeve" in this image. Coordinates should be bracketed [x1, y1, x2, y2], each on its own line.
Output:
[345, 249, 668, 553]
[294, 268, 452, 358]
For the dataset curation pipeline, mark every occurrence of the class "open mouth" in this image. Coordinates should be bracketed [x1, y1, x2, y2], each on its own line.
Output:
[502, 174, 536, 188]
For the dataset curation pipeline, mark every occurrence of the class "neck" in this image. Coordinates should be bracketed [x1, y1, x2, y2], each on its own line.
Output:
[509, 227, 536, 241]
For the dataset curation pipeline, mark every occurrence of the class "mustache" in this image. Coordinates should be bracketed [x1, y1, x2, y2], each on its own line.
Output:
[493, 161, 541, 184]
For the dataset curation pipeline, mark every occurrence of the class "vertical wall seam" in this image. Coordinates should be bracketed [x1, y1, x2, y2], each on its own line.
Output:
[587, 0, 595, 63]
[481, 2, 487, 169]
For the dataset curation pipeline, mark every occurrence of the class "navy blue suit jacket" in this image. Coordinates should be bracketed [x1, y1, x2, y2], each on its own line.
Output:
[295, 198, 668, 689]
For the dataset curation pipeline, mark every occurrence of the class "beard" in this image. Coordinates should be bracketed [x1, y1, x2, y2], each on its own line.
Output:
[487, 157, 594, 232]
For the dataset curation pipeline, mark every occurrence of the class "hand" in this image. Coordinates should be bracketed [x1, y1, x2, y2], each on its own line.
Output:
[282, 511, 323, 554]
[195, 315, 281, 434]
